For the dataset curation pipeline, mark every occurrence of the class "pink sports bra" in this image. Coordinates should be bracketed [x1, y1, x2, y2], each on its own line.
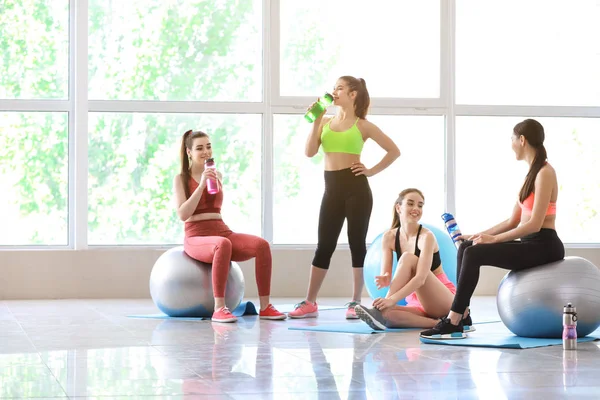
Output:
[519, 192, 556, 216]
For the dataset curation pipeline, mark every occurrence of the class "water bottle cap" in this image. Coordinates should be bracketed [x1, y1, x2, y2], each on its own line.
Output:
[564, 303, 576, 313]
[205, 158, 215, 165]
[441, 213, 454, 222]
[323, 93, 334, 104]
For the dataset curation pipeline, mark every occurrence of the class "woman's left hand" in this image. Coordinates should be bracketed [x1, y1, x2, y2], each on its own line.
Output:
[373, 297, 395, 311]
[351, 162, 372, 177]
[472, 233, 497, 245]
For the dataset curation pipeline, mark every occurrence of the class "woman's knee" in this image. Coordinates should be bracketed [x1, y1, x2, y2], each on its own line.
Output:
[398, 252, 419, 269]
[256, 237, 270, 252]
[215, 237, 232, 254]
[460, 245, 484, 270]
[458, 240, 473, 254]
[348, 243, 367, 268]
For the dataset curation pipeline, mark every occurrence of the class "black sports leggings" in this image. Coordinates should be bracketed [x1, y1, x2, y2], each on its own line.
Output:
[312, 168, 373, 270]
[451, 228, 565, 314]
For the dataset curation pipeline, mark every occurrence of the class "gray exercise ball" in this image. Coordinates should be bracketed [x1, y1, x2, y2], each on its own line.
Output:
[149, 246, 245, 318]
[497, 256, 600, 338]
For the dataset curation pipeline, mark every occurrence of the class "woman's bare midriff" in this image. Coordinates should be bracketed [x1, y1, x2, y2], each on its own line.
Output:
[324, 153, 362, 171]
[520, 214, 556, 231]
[186, 213, 222, 223]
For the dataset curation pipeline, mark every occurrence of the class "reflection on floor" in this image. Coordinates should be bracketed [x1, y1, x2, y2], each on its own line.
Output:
[0, 297, 598, 399]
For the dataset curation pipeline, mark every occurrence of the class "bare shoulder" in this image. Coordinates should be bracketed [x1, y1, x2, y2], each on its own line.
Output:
[418, 227, 439, 250]
[357, 118, 385, 139]
[173, 173, 183, 185]
[356, 118, 376, 131]
[539, 163, 557, 179]
[535, 164, 558, 190]
[382, 228, 396, 248]
[320, 116, 333, 127]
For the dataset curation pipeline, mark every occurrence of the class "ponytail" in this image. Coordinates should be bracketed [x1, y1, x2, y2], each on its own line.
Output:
[338, 76, 370, 119]
[180, 129, 209, 199]
[391, 204, 400, 229]
[513, 119, 548, 203]
[519, 144, 547, 202]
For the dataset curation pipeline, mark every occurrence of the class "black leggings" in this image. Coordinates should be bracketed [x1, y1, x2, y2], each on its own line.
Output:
[312, 168, 373, 269]
[451, 228, 565, 314]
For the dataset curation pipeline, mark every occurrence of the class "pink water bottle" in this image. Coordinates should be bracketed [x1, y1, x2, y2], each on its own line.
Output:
[204, 158, 219, 195]
[562, 303, 577, 350]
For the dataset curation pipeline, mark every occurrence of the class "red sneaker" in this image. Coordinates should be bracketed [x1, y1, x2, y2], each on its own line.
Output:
[211, 307, 237, 323]
[259, 304, 287, 320]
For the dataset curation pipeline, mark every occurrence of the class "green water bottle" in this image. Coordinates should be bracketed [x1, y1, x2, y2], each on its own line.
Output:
[304, 93, 334, 123]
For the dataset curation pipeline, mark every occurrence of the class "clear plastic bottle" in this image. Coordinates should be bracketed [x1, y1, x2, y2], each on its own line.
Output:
[204, 158, 219, 195]
[304, 93, 334, 123]
[441, 213, 464, 248]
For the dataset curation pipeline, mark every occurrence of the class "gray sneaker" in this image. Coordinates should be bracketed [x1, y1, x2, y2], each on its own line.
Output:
[354, 304, 387, 331]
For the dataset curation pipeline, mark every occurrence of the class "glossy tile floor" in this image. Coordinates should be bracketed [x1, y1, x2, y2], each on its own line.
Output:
[1, 296, 598, 399]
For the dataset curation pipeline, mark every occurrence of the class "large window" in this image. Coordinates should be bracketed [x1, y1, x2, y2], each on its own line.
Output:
[456, 0, 600, 106]
[1, 0, 598, 249]
[456, 117, 600, 243]
[0, 112, 69, 245]
[0, 0, 69, 99]
[88, 0, 263, 102]
[273, 115, 445, 244]
[279, 0, 440, 98]
[88, 113, 262, 245]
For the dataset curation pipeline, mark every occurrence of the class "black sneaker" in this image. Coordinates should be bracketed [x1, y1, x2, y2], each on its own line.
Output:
[420, 318, 466, 339]
[462, 313, 476, 333]
[354, 305, 386, 331]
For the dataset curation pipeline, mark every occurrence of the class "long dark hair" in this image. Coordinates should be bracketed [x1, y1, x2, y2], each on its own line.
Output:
[514, 119, 547, 203]
[339, 75, 370, 119]
[180, 129, 209, 199]
[391, 188, 425, 229]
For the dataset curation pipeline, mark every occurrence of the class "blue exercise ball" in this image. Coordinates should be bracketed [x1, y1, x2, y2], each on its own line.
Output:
[363, 223, 458, 305]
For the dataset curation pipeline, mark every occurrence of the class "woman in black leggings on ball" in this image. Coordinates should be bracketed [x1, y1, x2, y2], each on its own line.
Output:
[421, 118, 565, 339]
[288, 76, 400, 320]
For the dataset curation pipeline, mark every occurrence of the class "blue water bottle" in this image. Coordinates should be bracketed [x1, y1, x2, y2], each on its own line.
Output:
[441, 213, 464, 248]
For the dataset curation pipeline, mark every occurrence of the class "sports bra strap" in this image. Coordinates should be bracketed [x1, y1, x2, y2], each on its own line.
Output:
[414, 224, 423, 254]
[394, 227, 401, 259]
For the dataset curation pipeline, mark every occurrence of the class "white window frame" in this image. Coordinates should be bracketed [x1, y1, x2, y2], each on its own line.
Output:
[0, 0, 598, 250]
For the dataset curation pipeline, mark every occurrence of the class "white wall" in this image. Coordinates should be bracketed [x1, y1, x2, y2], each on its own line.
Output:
[1, 247, 599, 300]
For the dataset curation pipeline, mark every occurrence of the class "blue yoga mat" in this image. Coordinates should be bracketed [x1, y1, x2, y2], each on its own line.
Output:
[287, 319, 500, 335]
[420, 322, 600, 349]
[127, 301, 258, 320]
[288, 322, 416, 334]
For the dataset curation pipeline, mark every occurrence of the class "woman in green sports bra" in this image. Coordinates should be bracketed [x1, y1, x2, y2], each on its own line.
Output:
[288, 76, 401, 320]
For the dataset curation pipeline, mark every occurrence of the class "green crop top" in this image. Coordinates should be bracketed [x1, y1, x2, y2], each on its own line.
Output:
[321, 117, 364, 155]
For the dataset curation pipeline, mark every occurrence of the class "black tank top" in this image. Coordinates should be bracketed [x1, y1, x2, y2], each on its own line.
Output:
[395, 224, 441, 271]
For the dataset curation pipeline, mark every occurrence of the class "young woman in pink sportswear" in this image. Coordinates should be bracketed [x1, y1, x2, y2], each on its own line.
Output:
[354, 188, 462, 331]
[173, 130, 286, 323]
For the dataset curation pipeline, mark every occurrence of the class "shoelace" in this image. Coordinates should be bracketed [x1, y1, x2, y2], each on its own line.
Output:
[345, 301, 360, 308]
[218, 306, 232, 315]
[294, 301, 308, 309]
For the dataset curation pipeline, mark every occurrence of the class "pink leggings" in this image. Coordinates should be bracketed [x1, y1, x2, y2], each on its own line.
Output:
[184, 219, 271, 298]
